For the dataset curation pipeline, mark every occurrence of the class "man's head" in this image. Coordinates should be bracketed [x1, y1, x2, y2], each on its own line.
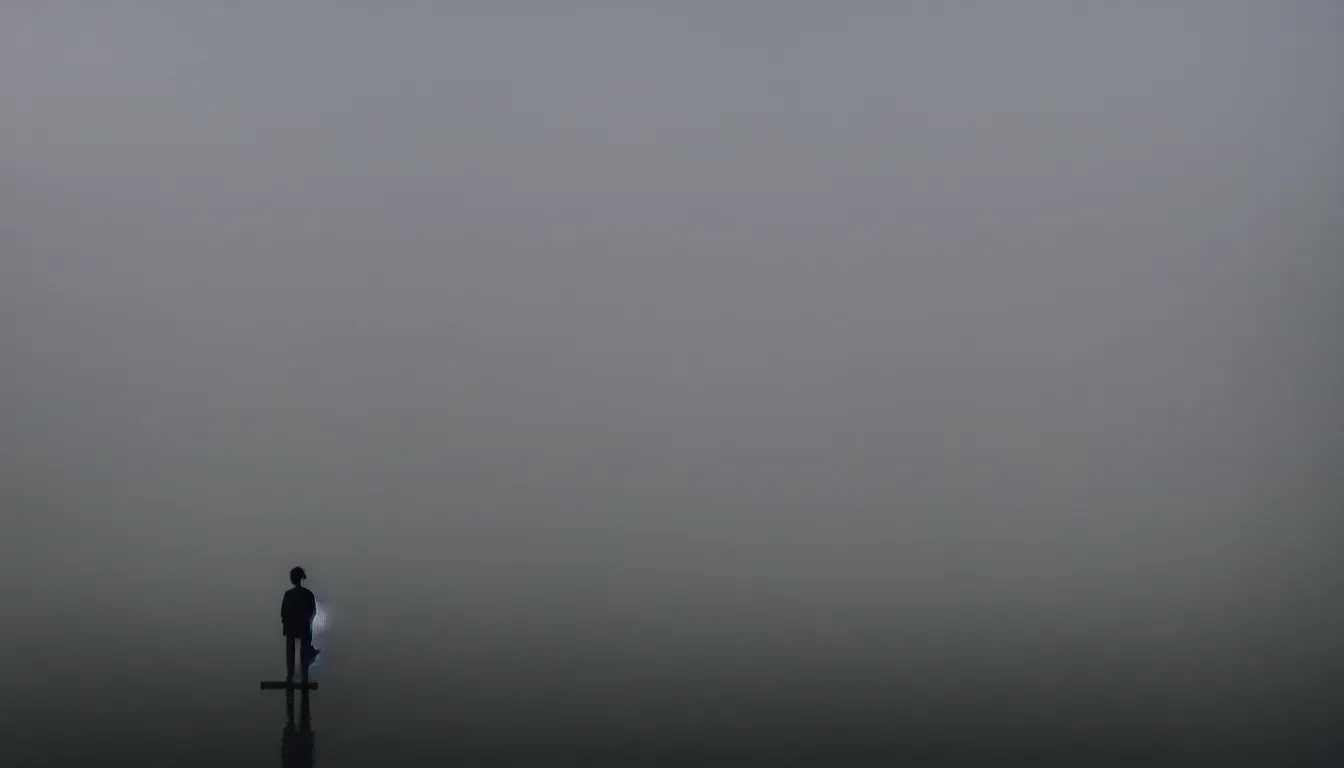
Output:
[289, 567, 307, 586]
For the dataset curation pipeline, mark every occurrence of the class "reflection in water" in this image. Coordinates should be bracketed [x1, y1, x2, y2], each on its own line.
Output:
[281, 688, 315, 768]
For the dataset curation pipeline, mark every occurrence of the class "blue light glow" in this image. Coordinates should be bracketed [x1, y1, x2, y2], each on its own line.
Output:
[311, 600, 329, 634]
[308, 598, 329, 673]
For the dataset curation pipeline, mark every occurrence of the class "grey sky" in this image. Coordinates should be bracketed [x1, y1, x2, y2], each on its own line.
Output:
[2, 4, 1342, 732]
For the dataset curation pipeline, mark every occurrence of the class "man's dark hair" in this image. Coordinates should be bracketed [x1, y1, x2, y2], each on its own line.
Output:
[289, 567, 307, 586]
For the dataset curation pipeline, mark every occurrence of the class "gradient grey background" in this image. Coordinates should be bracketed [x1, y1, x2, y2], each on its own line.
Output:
[2, 3, 1342, 764]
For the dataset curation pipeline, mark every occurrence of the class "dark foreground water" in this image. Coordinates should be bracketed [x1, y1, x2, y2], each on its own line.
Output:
[5, 611, 1343, 767]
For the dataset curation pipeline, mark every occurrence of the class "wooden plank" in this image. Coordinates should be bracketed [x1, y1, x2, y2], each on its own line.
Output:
[260, 681, 320, 690]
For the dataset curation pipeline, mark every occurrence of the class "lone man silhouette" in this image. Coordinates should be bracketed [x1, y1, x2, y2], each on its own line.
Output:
[281, 567, 321, 682]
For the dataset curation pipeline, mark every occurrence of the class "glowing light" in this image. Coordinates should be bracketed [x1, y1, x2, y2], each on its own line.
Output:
[311, 600, 329, 634]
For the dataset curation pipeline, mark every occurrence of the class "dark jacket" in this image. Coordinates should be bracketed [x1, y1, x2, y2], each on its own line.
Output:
[281, 586, 317, 637]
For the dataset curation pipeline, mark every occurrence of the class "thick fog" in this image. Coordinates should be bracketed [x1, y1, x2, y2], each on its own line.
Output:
[3, 3, 1342, 747]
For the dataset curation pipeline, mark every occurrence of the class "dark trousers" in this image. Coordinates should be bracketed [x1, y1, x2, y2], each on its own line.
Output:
[286, 632, 314, 681]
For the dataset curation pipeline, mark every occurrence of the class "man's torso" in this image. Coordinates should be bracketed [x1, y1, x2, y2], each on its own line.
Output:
[282, 586, 316, 636]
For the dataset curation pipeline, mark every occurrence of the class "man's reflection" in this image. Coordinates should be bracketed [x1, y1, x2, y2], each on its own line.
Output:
[282, 687, 316, 768]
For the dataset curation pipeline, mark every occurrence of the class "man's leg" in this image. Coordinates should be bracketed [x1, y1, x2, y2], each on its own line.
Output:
[286, 635, 297, 682]
[301, 630, 320, 667]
